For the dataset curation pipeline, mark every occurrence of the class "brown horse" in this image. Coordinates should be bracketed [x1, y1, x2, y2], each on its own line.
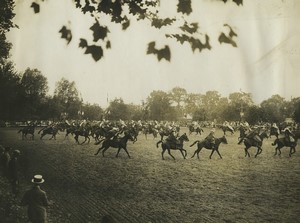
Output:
[156, 133, 189, 160]
[241, 131, 269, 158]
[94, 132, 135, 158]
[272, 137, 297, 157]
[190, 136, 228, 159]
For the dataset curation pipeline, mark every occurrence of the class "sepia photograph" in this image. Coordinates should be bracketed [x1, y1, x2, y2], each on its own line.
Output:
[0, 0, 299, 222]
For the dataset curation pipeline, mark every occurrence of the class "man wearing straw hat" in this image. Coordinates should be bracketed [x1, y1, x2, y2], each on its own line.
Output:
[21, 175, 50, 223]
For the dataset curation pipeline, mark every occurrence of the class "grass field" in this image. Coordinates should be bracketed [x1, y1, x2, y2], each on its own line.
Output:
[0, 127, 299, 223]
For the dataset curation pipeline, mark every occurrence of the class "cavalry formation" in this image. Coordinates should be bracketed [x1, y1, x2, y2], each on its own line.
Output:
[17, 119, 299, 159]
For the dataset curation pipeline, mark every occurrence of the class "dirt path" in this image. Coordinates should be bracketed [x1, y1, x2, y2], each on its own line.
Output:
[0, 128, 299, 222]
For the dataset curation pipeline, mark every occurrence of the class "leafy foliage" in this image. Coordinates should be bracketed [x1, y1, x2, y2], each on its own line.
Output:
[59, 26, 72, 44]
[30, 0, 244, 61]
[30, 2, 40, 13]
[177, 0, 192, 15]
[147, 41, 171, 62]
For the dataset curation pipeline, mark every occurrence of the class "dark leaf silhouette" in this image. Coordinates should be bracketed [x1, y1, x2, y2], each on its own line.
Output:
[79, 38, 88, 48]
[97, 0, 112, 14]
[151, 18, 176, 29]
[180, 22, 198, 34]
[233, 0, 243, 6]
[75, 0, 82, 8]
[157, 46, 171, 61]
[85, 45, 103, 61]
[190, 35, 211, 52]
[106, 41, 111, 49]
[59, 26, 72, 44]
[111, 0, 122, 23]
[224, 24, 237, 37]
[31, 2, 40, 13]
[147, 42, 171, 62]
[147, 42, 156, 55]
[90, 22, 109, 42]
[122, 17, 130, 30]
[129, 1, 146, 19]
[166, 34, 190, 44]
[82, 0, 96, 14]
[221, 0, 243, 6]
[177, 0, 192, 15]
[218, 24, 237, 47]
[218, 33, 237, 47]
[166, 34, 211, 52]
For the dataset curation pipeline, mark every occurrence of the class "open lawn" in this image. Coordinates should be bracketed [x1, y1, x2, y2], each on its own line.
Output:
[0, 127, 299, 223]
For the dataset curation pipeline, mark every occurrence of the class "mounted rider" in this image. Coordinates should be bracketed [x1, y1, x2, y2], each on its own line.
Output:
[271, 123, 280, 135]
[166, 129, 179, 146]
[283, 127, 295, 144]
[205, 129, 216, 149]
[238, 126, 262, 146]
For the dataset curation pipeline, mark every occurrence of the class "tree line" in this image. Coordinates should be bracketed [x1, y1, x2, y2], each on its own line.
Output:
[1, 65, 300, 124]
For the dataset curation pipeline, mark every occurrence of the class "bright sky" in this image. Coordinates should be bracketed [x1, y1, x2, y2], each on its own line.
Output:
[7, 0, 300, 108]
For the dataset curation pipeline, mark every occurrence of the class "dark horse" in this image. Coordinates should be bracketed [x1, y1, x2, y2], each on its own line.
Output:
[18, 125, 35, 140]
[269, 126, 280, 138]
[156, 133, 189, 160]
[38, 126, 60, 140]
[190, 136, 228, 159]
[241, 131, 269, 158]
[94, 132, 135, 158]
[74, 127, 91, 145]
[188, 125, 204, 135]
[272, 137, 297, 157]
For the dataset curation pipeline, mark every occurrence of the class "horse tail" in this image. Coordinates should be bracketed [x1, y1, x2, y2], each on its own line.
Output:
[94, 138, 105, 145]
[190, 141, 200, 147]
[272, 138, 279, 146]
[38, 128, 43, 134]
[18, 129, 22, 133]
[156, 141, 162, 148]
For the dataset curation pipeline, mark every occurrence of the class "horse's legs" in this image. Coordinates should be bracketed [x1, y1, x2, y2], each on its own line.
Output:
[94, 145, 104, 155]
[167, 149, 176, 160]
[254, 147, 262, 158]
[209, 149, 215, 159]
[215, 149, 223, 159]
[161, 148, 166, 160]
[102, 146, 110, 157]
[196, 148, 203, 159]
[122, 147, 131, 158]
[179, 149, 186, 159]
[244, 148, 250, 157]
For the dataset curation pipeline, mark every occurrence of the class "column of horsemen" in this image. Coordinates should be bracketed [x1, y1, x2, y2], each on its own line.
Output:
[17, 119, 299, 158]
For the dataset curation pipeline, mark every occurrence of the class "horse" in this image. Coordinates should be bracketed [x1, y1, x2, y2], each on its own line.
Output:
[220, 125, 234, 135]
[241, 131, 269, 158]
[94, 132, 135, 158]
[38, 126, 60, 140]
[188, 125, 204, 135]
[269, 126, 280, 138]
[74, 127, 91, 145]
[272, 137, 297, 157]
[18, 125, 35, 140]
[190, 136, 228, 159]
[156, 133, 189, 160]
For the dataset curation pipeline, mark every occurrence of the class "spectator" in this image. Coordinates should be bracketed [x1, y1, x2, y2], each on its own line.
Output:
[8, 149, 21, 195]
[0, 146, 11, 178]
[20, 175, 50, 223]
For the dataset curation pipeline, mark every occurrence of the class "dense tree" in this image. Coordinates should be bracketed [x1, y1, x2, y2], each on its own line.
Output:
[200, 91, 221, 120]
[185, 93, 202, 115]
[0, 0, 16, 64]
[53, 78, 81, 119]
[0, 61, 22, 120]
[146, 90, 176, 121]
[106, 98, 129, 120]
[291, 97, 300, 123]
[31, 0, 243, 61]
[19, 68, 49, 119]
[169, 86, 187, 118]
[260, 94, 286, 123]
[82, 103, 103, 120]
